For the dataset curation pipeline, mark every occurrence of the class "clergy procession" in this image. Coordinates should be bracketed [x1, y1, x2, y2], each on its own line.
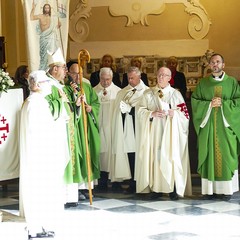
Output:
[0, 1, 239, 239]
[0, 0, 240, 240]
[13, 1, 240, 234]
[18, 48, 240, 239]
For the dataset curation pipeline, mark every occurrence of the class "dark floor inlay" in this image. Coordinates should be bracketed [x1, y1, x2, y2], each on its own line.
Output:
[107, 204, 157, 213]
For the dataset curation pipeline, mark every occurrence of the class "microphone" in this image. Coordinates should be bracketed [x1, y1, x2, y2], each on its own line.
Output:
[68, 75, 80, 92]
[75, 86, 80, 92]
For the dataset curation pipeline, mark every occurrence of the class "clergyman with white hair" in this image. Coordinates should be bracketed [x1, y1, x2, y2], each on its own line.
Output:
[94, 67, 121, 192]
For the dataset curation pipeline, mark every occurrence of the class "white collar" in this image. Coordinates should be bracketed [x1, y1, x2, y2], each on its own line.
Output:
[159, 84, 171, 94]
[212, 72, 225, 81]
[130, 80, 145, 91]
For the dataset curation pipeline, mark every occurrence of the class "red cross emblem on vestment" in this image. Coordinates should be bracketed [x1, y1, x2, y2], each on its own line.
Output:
[0, 114, 9, 145]
[177, 103, 189, 119]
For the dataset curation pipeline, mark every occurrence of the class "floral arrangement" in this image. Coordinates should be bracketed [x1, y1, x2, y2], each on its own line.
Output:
[0, 68, 15, 93]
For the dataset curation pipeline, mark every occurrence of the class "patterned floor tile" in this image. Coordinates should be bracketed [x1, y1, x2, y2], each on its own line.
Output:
[197, 201, 240, 212]
[138, 200, 189, 211]
[1, 183, 240, 240]
[164, 205, 218, 216]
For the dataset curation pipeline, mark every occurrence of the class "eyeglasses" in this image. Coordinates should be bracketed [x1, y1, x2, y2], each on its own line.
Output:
[69, 72, 80, 76]
[158, 74, 170, 78]
[56, 65, 67, 70]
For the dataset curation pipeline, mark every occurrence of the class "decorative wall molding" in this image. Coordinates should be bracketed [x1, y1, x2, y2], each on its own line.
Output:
[69, 0, 92, 42]
[69, 0, 211, 42]
[108, 1, 166, 27]
[181, 0, 212, 40]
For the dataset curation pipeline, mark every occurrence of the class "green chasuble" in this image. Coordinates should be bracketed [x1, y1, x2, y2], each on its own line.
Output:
[191, 74, 240, 181]
[65, 79, 101, 183]
[45, 82, 83, 184]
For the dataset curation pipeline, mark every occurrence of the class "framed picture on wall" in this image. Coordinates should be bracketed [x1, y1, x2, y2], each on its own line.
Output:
[186, 62, 201, 77]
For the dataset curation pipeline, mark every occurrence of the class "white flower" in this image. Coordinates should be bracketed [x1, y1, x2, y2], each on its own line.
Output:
[7, 79, 14, 86]
[0, 68, 15, 93]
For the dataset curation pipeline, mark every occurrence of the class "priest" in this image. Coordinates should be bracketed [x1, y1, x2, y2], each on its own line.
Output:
[111, 66, 148, 193]
[94, 67, 121, 191]
[137, 67, 192, 200]
[66, 61, 100, 198]
[191, 53, 240, 200]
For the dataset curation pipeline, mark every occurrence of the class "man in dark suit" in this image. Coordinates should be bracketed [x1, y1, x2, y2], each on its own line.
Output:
[122, 57, 148, 88]
[166, 56, 187, 99]
[90, 54, 122, 88]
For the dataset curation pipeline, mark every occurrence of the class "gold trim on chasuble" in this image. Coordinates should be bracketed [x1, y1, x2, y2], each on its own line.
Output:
[214, 86, 222, 177]
[69, 111, 76, 175]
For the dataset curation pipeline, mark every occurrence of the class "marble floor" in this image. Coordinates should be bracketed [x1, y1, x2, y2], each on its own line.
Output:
[1, 181, 240, 240]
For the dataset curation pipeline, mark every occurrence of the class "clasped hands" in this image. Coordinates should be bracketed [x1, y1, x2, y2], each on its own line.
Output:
[151, 109, 174, 118]
[211, 97, 222, 108]
[120, 100, 132, 114]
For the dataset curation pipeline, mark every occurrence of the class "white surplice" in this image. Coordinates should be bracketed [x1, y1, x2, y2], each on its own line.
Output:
[136, 85, 192, 196]
[94, 82, 121, 172]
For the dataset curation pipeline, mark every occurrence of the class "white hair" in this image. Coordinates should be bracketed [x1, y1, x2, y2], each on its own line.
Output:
[127, 66, 141, 77]
[28, 70, 51, 92]
[99, 67, 113, 78]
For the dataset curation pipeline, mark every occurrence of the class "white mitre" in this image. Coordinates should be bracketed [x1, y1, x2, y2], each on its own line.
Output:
[47, 48, 65, 67]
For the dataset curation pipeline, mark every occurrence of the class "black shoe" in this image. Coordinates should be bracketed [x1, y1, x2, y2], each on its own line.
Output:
[29, 228, 55, 238]
[64, 202, 79, 208]
[112, 182, 124, 193]
[147, 192, 163, 200]
[78, 190, 87, 201]
[95, 185, 108, 193]
[201, 194, 215, 200]
[123, 186, 135, 194]
[221, 194, 232, 201]
[169, 192, 179, 200]
[36, 231, 55, 238]
[80, 190, 94, 199]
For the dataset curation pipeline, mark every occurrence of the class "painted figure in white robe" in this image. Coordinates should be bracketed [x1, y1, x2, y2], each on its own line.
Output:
[30, 1, 61, 70]
[19, 70, 64, 238]
[137, 67, 192, 200]
[111, 66, 148, 193]
[94, 67, 121, 191]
